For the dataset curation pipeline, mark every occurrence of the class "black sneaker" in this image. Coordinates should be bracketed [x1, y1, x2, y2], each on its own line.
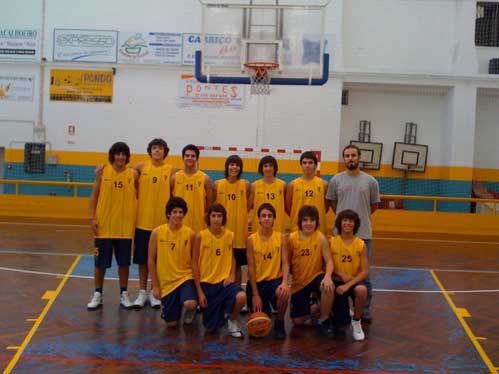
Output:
[361, 310, 373, 324]
[273, 319, 286, 340]
[317, 318, 336, 338]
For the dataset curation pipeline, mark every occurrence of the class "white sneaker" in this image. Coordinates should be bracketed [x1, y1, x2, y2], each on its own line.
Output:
[133, 289, 148, 309]
[120, 291, 134, 309]
[183, 308, 196, 325]
[148, 291, 161, 309]
[352, 319, 365, 341]
[227, 318, 243, 338]
[87, 291, 103, 310]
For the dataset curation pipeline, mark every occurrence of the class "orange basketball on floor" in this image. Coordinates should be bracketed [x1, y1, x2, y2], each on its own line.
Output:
[246, 311, 272, 338]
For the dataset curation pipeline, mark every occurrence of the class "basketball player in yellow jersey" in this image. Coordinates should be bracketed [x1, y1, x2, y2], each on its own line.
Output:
[330, 209, 369, 341]
[87, 142, 138, 310]
[246, 203, 290, 340]
[172, 144, 213, 233]
[289, 205, 336, 337]
[148, 197, 198, 327]
[192, 203, 247, 338]
[133, 138, 176, 309]
[285, 151, 328, 235]
[249, 155, 287, 234]
[214, 155, 250, 292]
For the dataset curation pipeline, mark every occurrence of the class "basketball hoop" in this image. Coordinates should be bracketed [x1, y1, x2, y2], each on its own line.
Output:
[244, 62, 279, 95]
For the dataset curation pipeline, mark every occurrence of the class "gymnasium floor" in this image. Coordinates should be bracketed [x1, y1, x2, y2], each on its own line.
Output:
[0, 217, 498, 374]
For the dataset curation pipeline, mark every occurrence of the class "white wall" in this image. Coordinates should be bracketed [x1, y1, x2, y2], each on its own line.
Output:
[474, 91, 499, 169]
[342, 0, 458, 74]
[1, 0, 499, 168]
[340, 86, 446, 166]
[477, 47, 499, 74]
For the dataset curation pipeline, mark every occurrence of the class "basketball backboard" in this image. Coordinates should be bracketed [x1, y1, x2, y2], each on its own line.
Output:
[350, 141, 383, 171]
[392, 142, 428, 173]
[195, 0, 330, 86]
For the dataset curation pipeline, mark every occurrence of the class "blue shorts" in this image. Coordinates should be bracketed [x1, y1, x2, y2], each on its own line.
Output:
[246, 278, 281, 316]
[290, 273, 324, 319]
[94, 238, 132, 269]
[233, 248, 248, 266]
[201, 281, 243, 331]
[161, 280, 197, 323]
[133, 228, 152, 265]
[333, 280, 368, 327]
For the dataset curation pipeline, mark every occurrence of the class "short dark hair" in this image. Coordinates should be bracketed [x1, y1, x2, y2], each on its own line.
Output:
[258, 155, 278, 176]
[224, 155, 243, 179]
[205, 203, 227, 226]
[108, 142, 130, 164]
[334, 209, 361, 235]
[165, 197, 188, 218]
[182, 144, 200, 159]
[342, 144, 361, 158]
[257, 203, 276, 218]
[300, 151, 318, 165]
[147, 138, 169, 159]
[297, 205, 319, 231]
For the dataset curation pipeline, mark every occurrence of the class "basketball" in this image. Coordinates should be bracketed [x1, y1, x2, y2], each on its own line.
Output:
[246, 312, 272, 338]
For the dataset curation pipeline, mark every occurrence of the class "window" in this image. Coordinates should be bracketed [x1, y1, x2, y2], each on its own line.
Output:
[476, 2, 499, 47]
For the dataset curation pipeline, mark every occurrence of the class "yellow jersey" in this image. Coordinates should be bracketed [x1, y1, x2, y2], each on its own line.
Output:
[249, 230, 282, 282]
[216, 179, 248, 248]
[94, 165, 137, 239]
[330, 236, 365, 280]
[155, 224, 193, 297]
[289, 230, 324, 293]
[198, 228, 234, 284]
[173, 170, 207, 232]
[290, 177, 327, 234]
[136, 161, 173, 231]
[251, 178, 287, 234]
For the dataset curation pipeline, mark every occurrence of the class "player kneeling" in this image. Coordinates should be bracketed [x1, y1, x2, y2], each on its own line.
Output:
[192, 203, 247, 338]
[246, 203, 290, 340]
[289, 205, 336, 337]
[331, 209, 369, 341]
[148, 197, 198, 327]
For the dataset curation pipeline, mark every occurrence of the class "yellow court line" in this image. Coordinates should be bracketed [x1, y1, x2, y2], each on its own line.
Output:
[3, 255, 81, 374]
[430, 270, 498, 374]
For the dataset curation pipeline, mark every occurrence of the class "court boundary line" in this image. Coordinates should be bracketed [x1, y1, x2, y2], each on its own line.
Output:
[0, 265, 498, 294]
[4, 353, 414, 374]
[430, 270, 498, 374]
[3, 255, 81, 374]
[1, 221, 498, 245]
[1, 250, 498, 274]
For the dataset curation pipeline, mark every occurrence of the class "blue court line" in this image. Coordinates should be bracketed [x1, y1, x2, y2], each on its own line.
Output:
[13, 267, 489, 374]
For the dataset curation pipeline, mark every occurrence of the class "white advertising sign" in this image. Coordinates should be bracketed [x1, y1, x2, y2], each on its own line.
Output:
[0, 75, 34, 102]
[118, 32, 182, 64]
[0, 28, 39, 61]
[182, 33, 240, 66]
[178, 76, 244, 108]
[53, 29, 118, 63]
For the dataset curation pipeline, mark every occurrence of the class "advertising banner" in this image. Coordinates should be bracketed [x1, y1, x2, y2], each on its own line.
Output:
[49, 69, 113, 103]
[53, 29, 118, 63]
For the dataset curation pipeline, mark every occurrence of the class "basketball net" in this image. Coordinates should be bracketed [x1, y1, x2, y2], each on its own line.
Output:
[244, 62, 279, 95]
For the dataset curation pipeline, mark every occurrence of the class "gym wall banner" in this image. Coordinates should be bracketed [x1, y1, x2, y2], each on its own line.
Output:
[0, 28, 40, 61]
[49, 69, 113, 103]
[0, 75, 34, 101]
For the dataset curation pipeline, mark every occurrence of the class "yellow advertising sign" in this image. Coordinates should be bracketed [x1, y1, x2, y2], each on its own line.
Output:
[49, 69, 113, 103]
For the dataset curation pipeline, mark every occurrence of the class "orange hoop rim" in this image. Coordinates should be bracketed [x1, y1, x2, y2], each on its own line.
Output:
[244, 61, 280, 72]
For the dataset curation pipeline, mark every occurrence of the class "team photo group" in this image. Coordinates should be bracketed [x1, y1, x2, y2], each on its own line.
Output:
[88, 139, 380, 342]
